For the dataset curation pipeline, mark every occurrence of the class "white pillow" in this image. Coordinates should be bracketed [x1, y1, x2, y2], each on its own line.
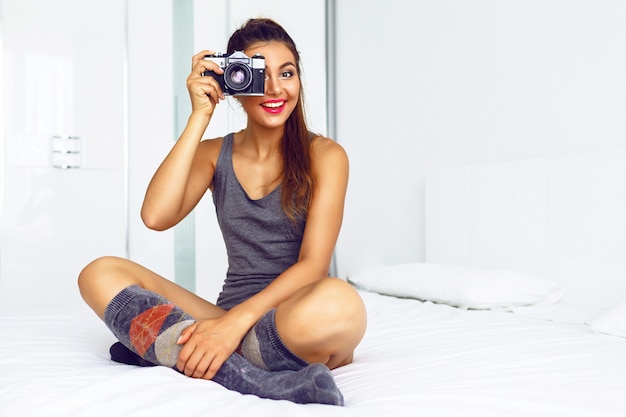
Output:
[591, 299, 626, 338]
[348, 263, 563, 310]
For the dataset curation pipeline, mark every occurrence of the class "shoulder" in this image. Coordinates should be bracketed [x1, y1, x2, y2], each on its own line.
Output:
[197, 136, 225, 166]
[310, 135, 348, 167]
[310, 135, 348, 179]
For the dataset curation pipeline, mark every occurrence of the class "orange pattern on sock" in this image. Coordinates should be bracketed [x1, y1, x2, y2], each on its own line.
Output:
[129, 304, 175, 356]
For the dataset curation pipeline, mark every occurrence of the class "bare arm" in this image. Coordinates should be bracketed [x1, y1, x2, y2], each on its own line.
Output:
[141, 50, 225, 231]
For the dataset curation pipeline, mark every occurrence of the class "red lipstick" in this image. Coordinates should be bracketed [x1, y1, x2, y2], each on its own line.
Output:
[260, 99, 286, 114]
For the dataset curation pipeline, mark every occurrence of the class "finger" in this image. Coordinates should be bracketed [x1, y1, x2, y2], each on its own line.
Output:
[191, 77, 225, 102]
[192, 353, 215, 379]
[191, 49, 215, 69]
[186, 72, 222, 103]
[177, 322, 198, 345]
[176, 339, 196, 372]
[188, 60, 225, 99]
[193, 54, 224, 77]
[203, 353, 227, 380]
[192, 82, 223, 105]
[182, 348, 203, 377]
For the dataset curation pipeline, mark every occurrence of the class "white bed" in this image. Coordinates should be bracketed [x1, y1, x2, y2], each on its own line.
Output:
[2, 149, 626, 417]
[1, 286, 625, 417]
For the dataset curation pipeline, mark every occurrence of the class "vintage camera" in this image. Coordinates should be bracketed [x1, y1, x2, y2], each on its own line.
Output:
[202, 50, 265, 96]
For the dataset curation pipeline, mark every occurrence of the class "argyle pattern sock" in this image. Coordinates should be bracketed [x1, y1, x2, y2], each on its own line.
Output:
[241, 308, 309, 371]
[103, 285, 344, 405]
[103, 285, 193, 368]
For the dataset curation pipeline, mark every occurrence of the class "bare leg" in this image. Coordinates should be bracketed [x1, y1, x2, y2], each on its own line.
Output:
[77, 256, 226, 320]
[275, 277, 367, 369]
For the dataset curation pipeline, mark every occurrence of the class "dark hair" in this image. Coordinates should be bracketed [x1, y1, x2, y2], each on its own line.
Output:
[227, 18, 313, 223]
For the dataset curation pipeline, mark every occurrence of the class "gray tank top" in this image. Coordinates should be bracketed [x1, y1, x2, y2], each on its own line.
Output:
[212, 133, 306, 310]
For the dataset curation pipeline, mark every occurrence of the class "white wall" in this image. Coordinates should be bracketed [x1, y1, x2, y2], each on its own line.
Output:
[0, 0, 127, 310]
[126, 0, 177, 281]
[334, 0, 626, 278]
[425, 148, 626, 308]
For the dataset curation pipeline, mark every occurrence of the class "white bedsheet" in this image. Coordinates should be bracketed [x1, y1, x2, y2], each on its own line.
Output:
[1, 290, 625, 417]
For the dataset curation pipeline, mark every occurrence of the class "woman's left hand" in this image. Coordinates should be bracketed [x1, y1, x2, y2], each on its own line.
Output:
[175, 314, 247, 380]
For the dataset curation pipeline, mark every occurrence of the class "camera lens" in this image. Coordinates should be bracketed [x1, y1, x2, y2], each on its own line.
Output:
[230, 70, 245, 85]
[224, 63, 252, 92]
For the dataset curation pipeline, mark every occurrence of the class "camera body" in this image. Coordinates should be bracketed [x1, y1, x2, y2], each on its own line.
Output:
[202, 50, 265, 96]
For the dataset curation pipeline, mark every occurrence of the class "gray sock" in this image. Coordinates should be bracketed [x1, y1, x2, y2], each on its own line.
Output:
[241, 308, 309, 371]
[103, 286, 344, 405]
[103, 285, 193, 367]
[215, 352, 343, 405]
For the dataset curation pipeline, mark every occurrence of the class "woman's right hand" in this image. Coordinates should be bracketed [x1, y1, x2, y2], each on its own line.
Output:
[186, 50, 226, 116]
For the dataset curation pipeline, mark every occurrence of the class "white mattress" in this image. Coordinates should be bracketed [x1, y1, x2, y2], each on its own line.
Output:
[1, 290, 625, 417]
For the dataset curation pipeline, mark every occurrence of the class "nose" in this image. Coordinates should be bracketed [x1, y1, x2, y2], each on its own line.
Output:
[264, 75, 282, 95]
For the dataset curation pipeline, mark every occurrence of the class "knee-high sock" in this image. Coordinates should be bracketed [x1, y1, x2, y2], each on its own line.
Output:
[103, 285, 344, 405]
[103, 285, 193, 368]
[241, 308, 309, 371]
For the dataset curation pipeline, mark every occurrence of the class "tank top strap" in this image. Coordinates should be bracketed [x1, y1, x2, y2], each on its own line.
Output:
[215, 132, 234, 173]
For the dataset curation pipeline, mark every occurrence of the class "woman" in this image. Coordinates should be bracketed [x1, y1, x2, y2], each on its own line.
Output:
[78, 18, 366, 406]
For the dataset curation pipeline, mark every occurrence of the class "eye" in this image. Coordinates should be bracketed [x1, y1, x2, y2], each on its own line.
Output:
[280, 70, 294, 79]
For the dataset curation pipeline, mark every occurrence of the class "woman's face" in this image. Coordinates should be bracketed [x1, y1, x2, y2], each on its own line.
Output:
[237, 41, 300, 130]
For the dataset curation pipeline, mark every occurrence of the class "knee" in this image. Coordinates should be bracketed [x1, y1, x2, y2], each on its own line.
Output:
[78, 256, 139, 318]
[318, 279, 368, 356]
[323, 278, 367, 333]
[284, 278, 367, 339]
[77, 256, 121, 294]
[315, 278, 365, 319]
[276, 278, 367, 365]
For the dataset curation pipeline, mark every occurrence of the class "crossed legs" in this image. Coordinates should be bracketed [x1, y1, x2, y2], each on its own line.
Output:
[77, 256, 367, 372]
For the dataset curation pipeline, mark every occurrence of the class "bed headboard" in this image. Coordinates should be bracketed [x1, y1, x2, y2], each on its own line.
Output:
[425, 147, 626, 310]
